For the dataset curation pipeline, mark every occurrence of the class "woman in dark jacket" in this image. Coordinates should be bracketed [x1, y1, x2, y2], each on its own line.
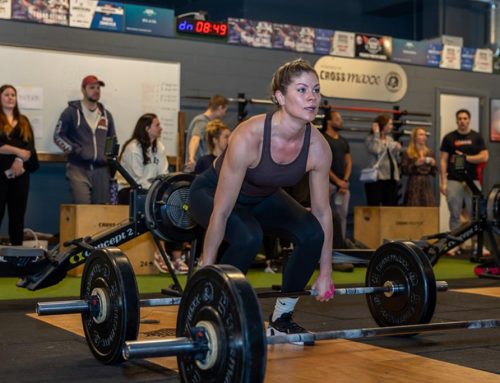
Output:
[0, 84, 39, 245]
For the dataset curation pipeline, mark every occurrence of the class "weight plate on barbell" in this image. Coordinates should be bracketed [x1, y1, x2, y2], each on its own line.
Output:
[365, 241, 437, 327]
[176, 265, 266, 383]
[81, 248, 140, 364]
[487, 185, 500, 235]
[145, 173, 200, 242]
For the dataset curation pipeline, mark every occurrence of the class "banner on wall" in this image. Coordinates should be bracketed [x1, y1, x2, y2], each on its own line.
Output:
[314, 28, 333, 55]
[272, 23, 296, 50]
[70, 0, 124, 32]
[391, 39, 428, 65]
[426, 43, 442, 67]
[439, 45, 461, 70]
[355, 33, 391, 60]
[12, 0, 69, 25]
[473, 48, 493, 73]
[460, 47, 475, 71]
[331, 31, 355, 57]
[0, 0, 11, 19]
[314, 55, 407, 102]
[294, 26, 315, 53]
[227, 18, 272, 48]
[124, 4, 174, 37]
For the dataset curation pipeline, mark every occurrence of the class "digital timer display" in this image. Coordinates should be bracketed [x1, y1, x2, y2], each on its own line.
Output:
[176, 18, 228, 38]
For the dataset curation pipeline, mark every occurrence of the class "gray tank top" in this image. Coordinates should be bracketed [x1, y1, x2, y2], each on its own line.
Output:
[215, 112, 311, 197]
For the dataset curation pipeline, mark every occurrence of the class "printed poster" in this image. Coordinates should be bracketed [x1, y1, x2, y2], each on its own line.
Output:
[391, 39, 428, 65]
[0, 0, 11, 19]
[439, 45, 461, 70]
[426, 43, 442, 67]
[272, 23, 296, 50]
[227, 18, 272, 48]
[70, 0, 124, 32]
[12, 0, 69, 26]
[314, 28, 334, 55]
[473, 48, 493, 73]
[124, 4, 174, 37]
[355, 33, 391, 60]
[294, 27, 314, 53]
[331, 31, 355, 57]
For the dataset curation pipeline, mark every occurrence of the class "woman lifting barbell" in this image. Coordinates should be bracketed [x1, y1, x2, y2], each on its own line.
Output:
[188, 58, 335, 342]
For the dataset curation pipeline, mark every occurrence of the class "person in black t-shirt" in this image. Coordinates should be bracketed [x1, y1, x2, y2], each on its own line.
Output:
[321, 110, 351, 239]
[440, 109, 489, 253]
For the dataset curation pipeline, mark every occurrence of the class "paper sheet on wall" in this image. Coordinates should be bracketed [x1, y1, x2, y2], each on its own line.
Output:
[29, 115, 44, 139]
[16, 86, 44, 110]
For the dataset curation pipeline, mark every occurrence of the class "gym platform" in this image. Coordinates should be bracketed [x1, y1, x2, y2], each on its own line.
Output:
[1, 262, 500, 383]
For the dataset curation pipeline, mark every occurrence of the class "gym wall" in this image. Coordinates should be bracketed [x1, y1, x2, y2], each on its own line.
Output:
[0, 19, 499, 235]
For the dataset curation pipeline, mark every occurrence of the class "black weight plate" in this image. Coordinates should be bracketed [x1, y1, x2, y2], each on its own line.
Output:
[145, 173, 200, 242]
[176, 265, 266, 383]
[487, 185, 500, 235]
[365, 241, 437, 327]
[81, 248, 140, 364]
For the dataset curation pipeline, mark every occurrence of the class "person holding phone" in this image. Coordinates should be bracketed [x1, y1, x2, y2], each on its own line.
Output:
[0, 84, 39, 245]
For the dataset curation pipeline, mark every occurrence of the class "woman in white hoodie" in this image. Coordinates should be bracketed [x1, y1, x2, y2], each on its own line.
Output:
[119, 113, 188, 274]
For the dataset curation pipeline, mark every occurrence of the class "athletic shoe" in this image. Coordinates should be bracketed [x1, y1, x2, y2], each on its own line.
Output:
[267, 312, 314, 346]
[173, 259, 189, 275]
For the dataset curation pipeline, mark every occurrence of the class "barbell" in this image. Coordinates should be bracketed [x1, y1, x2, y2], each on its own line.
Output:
[121, 262, 500, 383]
[37, 241, 447, 366]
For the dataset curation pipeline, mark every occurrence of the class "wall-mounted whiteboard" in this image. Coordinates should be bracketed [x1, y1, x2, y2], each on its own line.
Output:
[0, 44, 180, 155]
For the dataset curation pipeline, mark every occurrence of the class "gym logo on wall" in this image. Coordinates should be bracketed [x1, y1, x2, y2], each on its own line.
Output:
[385, 72, 402, 93]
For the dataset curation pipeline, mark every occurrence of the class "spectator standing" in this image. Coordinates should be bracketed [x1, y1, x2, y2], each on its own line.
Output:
[0, 84, 39, 245]
[184, 95, 228, 172]
[54, 75, 116, 204]
[401, 127, 437, 206]
[364, 114, 401, 206]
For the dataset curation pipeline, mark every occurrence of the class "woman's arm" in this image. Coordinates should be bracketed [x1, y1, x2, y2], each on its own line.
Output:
[308, 131, 334, 301]
[0, 144, 31, 161]
[202, 117, 261, 265]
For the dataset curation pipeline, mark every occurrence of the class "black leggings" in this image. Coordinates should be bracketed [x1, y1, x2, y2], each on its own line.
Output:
[189, 168, 324, 293]
[0, 172, 30, 245]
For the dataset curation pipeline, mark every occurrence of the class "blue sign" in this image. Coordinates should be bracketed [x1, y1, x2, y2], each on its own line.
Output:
[461, 47, 476, 71]
[392, 39, 428, 65]
[90, 1, 124, 32]
[426, 43, 442, 67]
[314, 28, 334, 55]
[124, 4, 174, 37]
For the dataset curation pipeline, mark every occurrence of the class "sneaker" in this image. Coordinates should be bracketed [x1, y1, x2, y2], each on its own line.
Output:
[153, 251, 169, 274]
[173, 259, 189, 275]
[267, 312, 314, 346]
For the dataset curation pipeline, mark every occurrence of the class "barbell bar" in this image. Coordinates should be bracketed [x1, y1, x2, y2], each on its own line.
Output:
[256, 280, 448, 299]
[36, 297, 182, 316]
[36, 280, 449, 316]
[123, 318, 500, 361]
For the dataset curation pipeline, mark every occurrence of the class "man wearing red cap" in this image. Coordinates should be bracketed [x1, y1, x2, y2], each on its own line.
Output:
[54, 75, 116, 204]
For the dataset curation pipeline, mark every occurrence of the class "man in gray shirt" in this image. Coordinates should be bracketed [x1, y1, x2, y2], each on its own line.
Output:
[184, 94, 228, 172]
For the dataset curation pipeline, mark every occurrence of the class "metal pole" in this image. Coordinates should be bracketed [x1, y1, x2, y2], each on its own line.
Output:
[257, 281, 448, 299]
[124, 338, 198, 359]
[37, 296, 182, 315]
[267, 319, 500, 345]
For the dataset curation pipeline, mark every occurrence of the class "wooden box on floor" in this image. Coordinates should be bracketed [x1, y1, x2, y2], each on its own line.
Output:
[60, 204, 159, 276]
[354, 206, 439, 249]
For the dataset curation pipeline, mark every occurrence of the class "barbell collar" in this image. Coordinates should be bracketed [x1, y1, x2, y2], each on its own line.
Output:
[266, 318, 500, 345]
[37, 296, 182, 316]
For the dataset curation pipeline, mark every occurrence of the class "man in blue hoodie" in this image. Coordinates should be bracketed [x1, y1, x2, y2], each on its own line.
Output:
[54, 75, 116, 204]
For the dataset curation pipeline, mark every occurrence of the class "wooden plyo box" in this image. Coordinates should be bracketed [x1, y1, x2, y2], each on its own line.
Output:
[354, 206, 439, 249]
[60, 204, 159, 276]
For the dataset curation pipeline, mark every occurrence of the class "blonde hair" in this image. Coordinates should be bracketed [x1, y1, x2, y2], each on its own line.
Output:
[406, 127, 430, 159]
[270, 58, 317, 105]
[206, 119, 229, 153]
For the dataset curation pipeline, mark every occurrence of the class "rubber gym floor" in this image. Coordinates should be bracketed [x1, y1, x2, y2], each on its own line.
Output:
[1, 251, 500, 383]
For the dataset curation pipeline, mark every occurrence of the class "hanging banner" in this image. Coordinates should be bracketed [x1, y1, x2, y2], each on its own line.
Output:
[473, 48, 493, 73]
[439, 45, 461, 70]
[70, 0, 124, 32]
[315, 56, 407, 103]
[355, 33, 391, 60]
[331, 31, 355, 57]
[12, 0, 69, 25]
[314, 28, 334, 55]
[124, 4, 174, 37]
[391, 39, 428, 65]
[0, 0, 11, 19]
